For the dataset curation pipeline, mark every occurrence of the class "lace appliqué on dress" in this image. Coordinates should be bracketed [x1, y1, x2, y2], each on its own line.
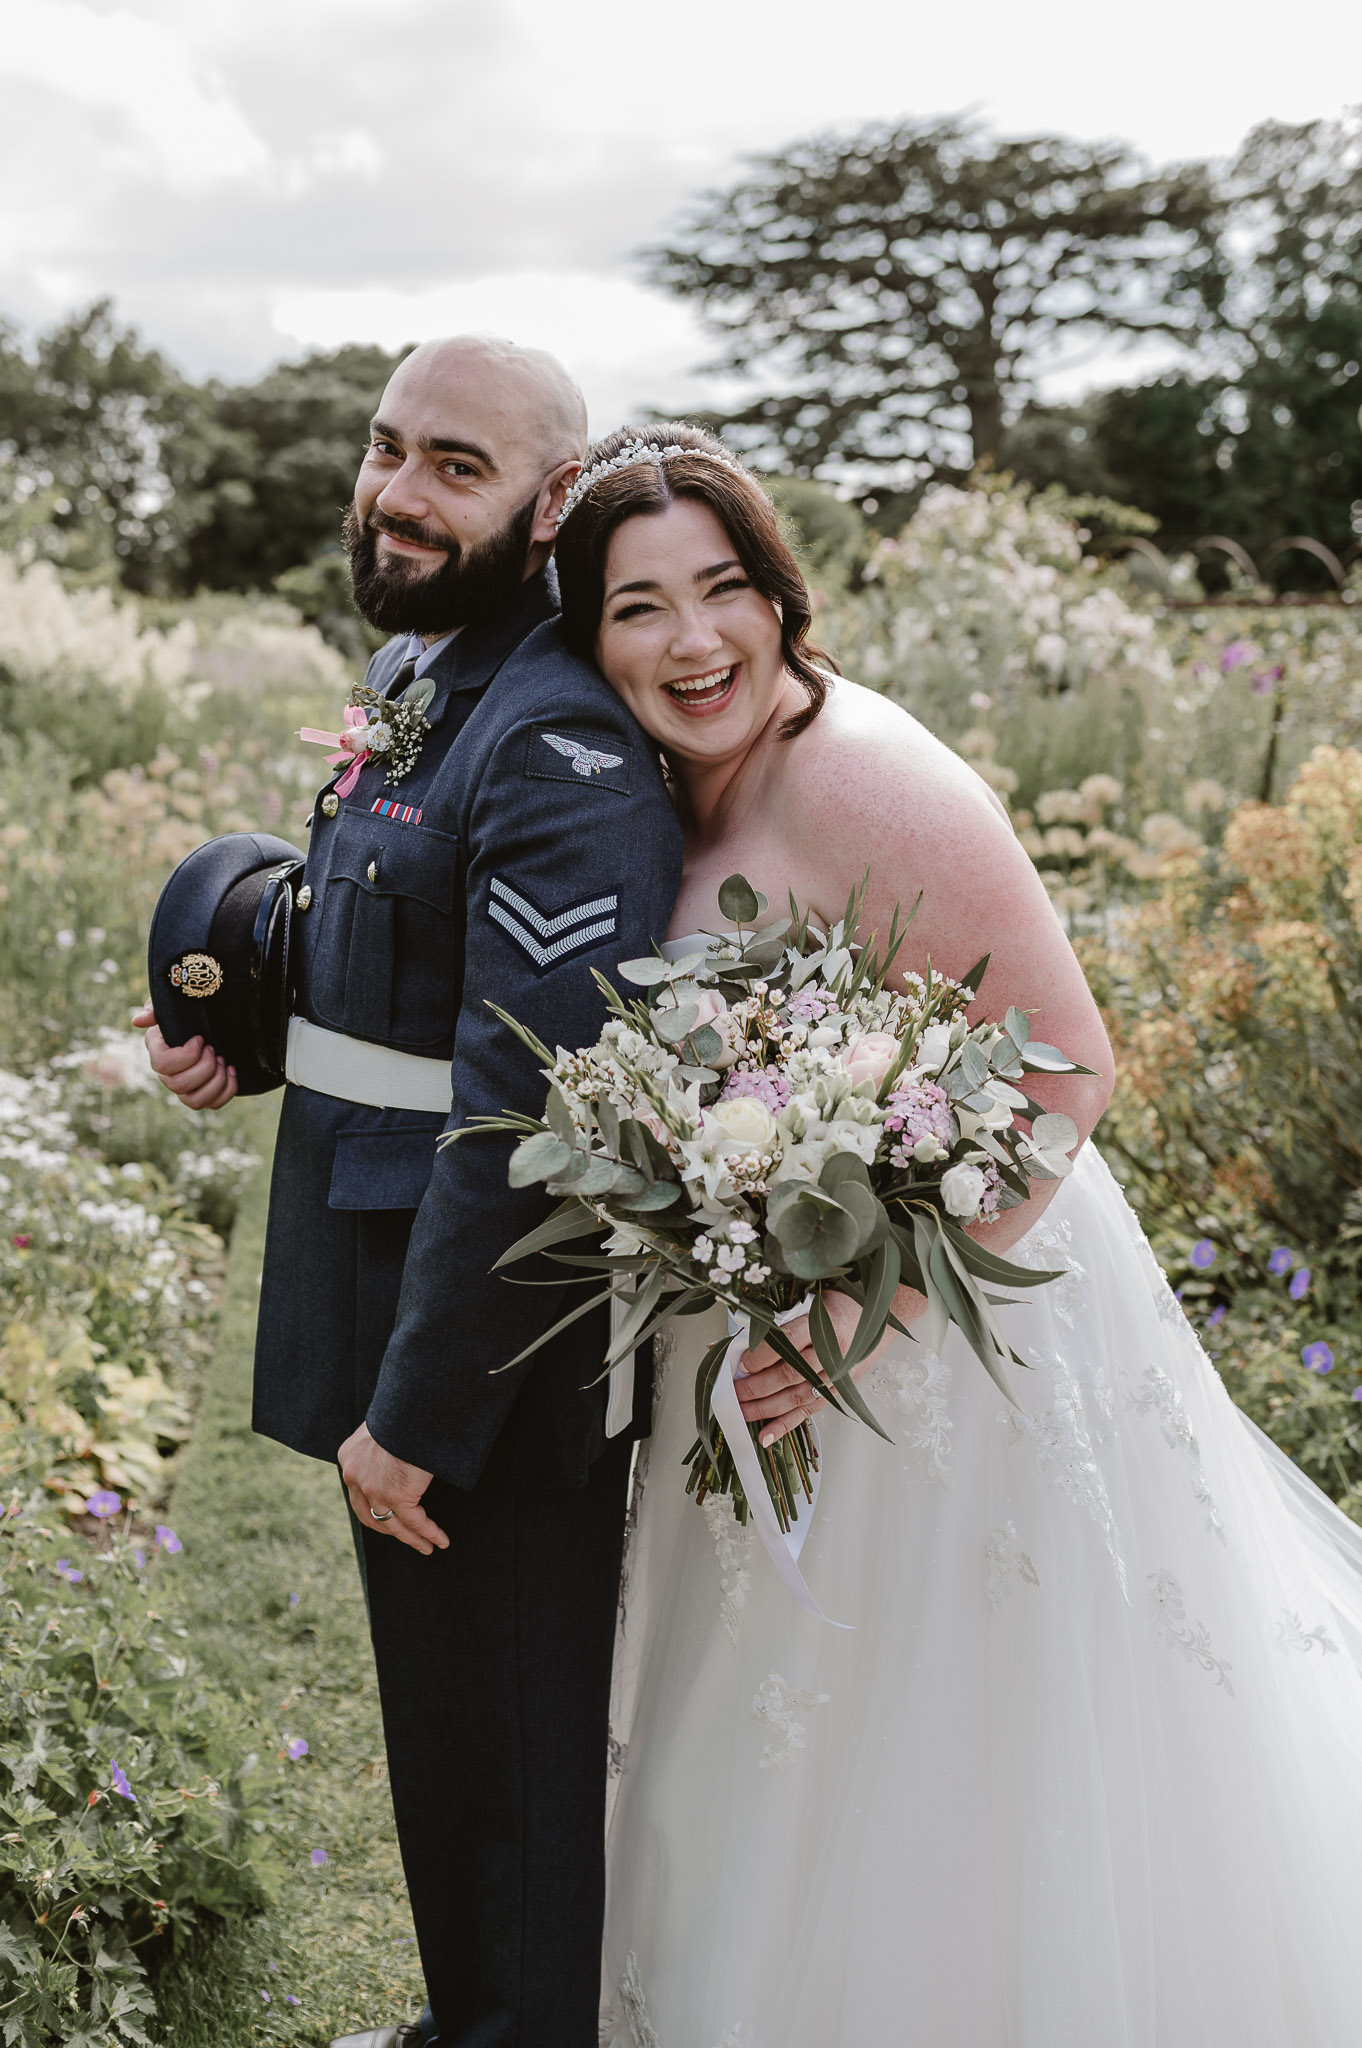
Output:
[1002, 1355, 1129, 1597]
[1012, 1213, 1088, 1329]
[1276, 1608, 1340, 1656]
[702, 1495, 754, 1646]
[1124, 1356, 1226, 1541]
[985, 1521, 1040, 1611]
[1149, 1569, 1234, 1695]
[752, 1669, 830, 1769]
[611, 1952, 659, 2048]
[867, 1344, 953, 1484]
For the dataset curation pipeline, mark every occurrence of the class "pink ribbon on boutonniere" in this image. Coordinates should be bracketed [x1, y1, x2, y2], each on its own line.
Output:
[298, 704, 375, 798]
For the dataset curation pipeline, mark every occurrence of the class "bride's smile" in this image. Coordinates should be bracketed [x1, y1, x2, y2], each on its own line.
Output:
[593, 497, 799, 760]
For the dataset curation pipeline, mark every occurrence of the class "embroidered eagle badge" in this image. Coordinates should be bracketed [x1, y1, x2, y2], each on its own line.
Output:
[541, 732, 624, 777]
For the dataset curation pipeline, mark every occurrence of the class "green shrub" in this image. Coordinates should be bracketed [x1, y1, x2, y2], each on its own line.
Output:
[0, 1507, 282, 2047]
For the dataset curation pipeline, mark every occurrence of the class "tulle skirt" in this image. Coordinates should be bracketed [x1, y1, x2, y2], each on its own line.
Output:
[602, 1146, 1362, 2048]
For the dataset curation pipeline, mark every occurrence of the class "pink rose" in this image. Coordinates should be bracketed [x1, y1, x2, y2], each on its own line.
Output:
[691, 990, 729, 1028]
[844, 1032, 899, 1088]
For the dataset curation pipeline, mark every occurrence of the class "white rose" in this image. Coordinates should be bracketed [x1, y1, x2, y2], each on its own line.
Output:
[709, 1096, 778, 1150]
[940, 1162, 987, 1220]
[915, 1022, 953, 1074]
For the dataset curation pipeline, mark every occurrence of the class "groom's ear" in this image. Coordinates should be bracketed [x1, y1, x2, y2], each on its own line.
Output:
[532, 459, 581, 547]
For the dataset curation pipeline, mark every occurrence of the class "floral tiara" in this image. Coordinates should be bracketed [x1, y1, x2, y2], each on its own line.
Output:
[556, 435, 748, 528]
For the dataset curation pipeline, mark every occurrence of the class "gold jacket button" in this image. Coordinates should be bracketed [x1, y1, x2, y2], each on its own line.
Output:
[296, 884, 313, 911]
[367, 859, 379, 883]
[321, 793, 339, 819]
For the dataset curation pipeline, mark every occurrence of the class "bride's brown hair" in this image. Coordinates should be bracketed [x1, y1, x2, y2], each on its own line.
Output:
[554, 422, 839, 740]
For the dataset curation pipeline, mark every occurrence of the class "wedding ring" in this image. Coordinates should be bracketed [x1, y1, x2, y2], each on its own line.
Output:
[368, 1503, 396, 1522]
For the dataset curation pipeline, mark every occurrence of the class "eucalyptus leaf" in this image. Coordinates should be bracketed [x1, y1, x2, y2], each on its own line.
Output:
[959, 1040, 990, 1090]
[507, 1130, 575, 1187]
[688, 1023, 723, 1064]
[616, 956, 674, 986]
[543, 1149, 590, 1190]
[493, 1200, 603, 1270]
[1020, 1042, 1077, 1072]
[613, 1179, 682, 1213]
[1005, 1005, 1031, 1047]
[1031, 1111, 1079, 1150]
[574, 1158, 647, 1199]
[400, 675, 437, 715]
[717, 873, 764, 924]
[545, 1087, 575, 1144]
[653, 1003, 700, 1044]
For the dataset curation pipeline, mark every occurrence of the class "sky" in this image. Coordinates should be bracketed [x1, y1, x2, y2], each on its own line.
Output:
[3, 0, 1360, 433]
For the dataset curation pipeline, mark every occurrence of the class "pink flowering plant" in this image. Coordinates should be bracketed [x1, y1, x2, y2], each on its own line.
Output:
[462, 874, 1088, 1530]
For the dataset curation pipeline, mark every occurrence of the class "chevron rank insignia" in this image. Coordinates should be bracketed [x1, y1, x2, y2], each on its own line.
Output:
[525, 724, 633, 795]
[487, 876, 619, 974]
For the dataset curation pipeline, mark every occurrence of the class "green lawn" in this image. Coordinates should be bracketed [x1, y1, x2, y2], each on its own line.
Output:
[153, 1100, 426, 2046]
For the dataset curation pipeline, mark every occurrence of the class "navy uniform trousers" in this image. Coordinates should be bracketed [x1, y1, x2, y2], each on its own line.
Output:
[252, 569, 684, 2045]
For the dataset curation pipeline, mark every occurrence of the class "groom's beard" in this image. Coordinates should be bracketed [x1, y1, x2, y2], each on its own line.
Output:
[343, 491, 540, 636]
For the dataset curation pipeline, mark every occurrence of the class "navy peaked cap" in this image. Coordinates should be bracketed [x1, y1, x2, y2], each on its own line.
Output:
[147, 831, 305, 1096]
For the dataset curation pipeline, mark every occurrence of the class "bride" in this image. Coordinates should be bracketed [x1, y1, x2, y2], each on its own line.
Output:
[552, 425, 1362, 2047]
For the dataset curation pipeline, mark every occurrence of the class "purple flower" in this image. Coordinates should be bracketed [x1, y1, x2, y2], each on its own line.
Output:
[111, 1761, 137, 1802]
[1352, 1387, 1362, 1404]
[260, 1991, 271, 2005]
[154, 1524, 182, 1554]
[1208, 1304, 1226, 1327]
[310, 1847, 328, 1867]
[285, 1737, 309, 1761]
[85, 1490, 121, 1519]
[55, 1558, 84, 1584]
[1220, 640, 1255, 672]
[288, 1592, 299, 1607]
[1268, 1247, 1293, 1276]
[1302, 1341, 1334, 1373]
[1289, 1268, 1311, 1300]
[717, 1067, 790, 1113]
[1190, 1238, 1215, 1270]
[286, 1995, 299, 2006]
[132, 1548, 146, 1569]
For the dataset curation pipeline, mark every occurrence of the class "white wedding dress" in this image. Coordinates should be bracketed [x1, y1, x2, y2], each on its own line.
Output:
[601, 1138, 1362, 2048]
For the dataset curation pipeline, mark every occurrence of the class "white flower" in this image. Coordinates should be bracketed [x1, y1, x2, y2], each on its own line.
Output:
[714, 1244, 746, 1273]
[604, 1225, 649, 1257]
[365, 720, 393, 753]
[912, 1134, 948, 1163]
[747, 1264, 770, 1285]
[709, 1096, 778, 1150]
[55, 930, 75, 951]
[728, 1220, 758, 1244]
[915, 1023, 953, 1074]
[693, 1235, 715, 1264]
[941, 1162, 987, 1220]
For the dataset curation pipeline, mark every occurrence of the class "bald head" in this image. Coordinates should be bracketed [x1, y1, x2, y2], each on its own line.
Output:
[389, 335, 587, 477]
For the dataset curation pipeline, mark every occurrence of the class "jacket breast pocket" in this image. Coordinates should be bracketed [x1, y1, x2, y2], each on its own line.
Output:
[308, 811, 463, 1051]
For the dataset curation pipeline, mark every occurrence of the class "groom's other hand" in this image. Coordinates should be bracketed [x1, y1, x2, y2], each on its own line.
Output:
[131, 1001, 238, 1109]
[339, 1423, 449, 1555]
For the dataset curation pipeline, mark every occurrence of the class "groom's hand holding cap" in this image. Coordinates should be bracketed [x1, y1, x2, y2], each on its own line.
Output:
[132, 1001, 238, 1110]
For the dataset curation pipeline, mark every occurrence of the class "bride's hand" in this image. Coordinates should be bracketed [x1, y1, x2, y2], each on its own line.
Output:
[736, 1286, 925, 1447]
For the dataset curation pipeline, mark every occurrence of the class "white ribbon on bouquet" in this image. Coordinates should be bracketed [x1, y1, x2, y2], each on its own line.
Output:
[709, 1295, 851, 1629]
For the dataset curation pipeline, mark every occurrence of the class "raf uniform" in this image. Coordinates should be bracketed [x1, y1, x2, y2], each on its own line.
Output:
[252, 564, 683, 2047]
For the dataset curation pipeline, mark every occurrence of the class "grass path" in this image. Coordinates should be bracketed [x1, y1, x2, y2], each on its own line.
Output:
[154, 1100, 426, 2046]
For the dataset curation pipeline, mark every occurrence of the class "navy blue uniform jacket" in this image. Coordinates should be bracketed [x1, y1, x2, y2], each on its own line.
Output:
[253, 568, 684, 1489]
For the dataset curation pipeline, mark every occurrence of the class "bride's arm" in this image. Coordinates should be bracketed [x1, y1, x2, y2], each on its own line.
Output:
[737, 702, 1115, 1441]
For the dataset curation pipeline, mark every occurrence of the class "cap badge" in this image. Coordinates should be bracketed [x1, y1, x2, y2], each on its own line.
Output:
[169, 952, 224, 998]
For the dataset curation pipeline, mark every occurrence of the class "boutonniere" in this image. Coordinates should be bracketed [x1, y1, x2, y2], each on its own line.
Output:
[299, 675, 436, 798]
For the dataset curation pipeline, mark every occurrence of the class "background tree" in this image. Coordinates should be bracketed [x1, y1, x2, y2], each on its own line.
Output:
[645, 114, 1226, 486]
[0, 300, 192, 582]
[164, 341, 407, 596]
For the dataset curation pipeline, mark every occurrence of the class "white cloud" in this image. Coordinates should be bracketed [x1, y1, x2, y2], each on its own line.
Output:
[1, 0, 1360, 402]
[12, 2, 268, 187]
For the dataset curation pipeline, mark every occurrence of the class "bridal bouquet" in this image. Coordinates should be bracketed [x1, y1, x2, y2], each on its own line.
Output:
[459, 875, 1088, 1536]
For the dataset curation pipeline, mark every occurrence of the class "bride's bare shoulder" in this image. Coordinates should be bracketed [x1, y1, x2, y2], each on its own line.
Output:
[783, 676, 1009, 850]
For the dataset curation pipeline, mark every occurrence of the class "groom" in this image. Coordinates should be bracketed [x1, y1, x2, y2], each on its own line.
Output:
[141, 336, 683, 2046]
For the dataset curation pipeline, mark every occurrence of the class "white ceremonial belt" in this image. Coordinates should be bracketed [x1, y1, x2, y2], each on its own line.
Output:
[285, 1016, 453, 1114]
